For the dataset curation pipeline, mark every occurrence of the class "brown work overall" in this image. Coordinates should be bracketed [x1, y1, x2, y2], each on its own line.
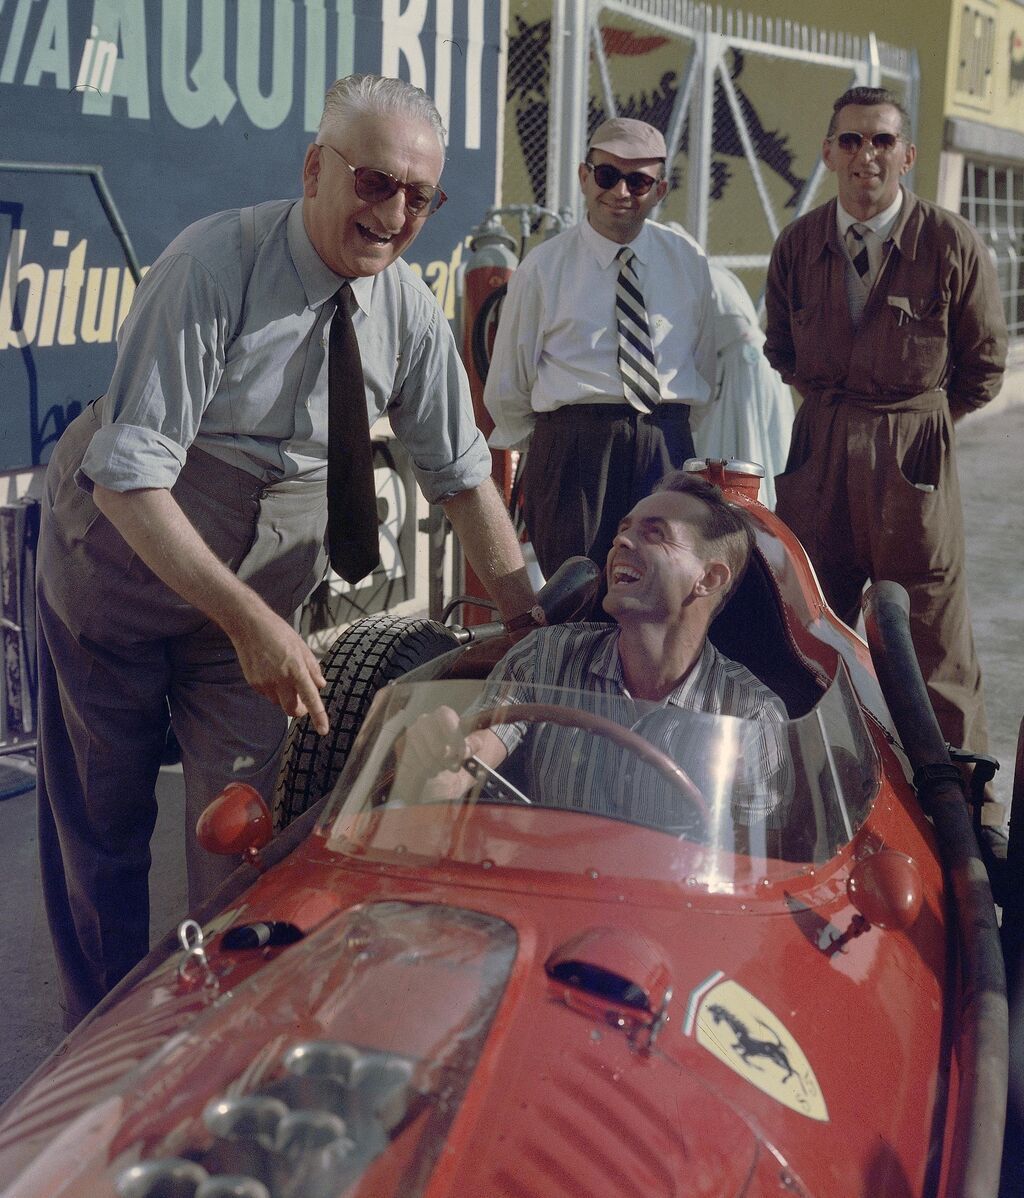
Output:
[765, 193, 1006, 758]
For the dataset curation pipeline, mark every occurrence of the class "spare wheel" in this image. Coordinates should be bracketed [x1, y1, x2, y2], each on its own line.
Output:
[272, 614, 461, 829]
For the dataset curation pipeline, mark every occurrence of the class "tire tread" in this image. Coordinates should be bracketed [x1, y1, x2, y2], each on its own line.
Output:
[272, 615, 459, 828]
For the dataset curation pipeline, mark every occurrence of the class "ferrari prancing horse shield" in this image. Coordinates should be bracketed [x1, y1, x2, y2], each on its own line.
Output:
[692, 978, 829, 1122]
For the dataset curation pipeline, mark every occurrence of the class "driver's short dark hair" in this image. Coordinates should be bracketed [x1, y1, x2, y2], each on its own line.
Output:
[654, 470, 755, 608]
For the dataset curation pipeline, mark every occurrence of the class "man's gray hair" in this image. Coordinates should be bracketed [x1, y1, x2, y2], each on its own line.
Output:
[319, 74, 447, 160]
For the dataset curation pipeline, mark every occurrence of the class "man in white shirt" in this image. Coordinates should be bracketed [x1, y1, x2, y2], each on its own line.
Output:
[484, 118, 716, 586]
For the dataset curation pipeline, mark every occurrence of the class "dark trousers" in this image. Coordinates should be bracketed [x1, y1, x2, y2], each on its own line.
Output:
[36, 407, 328, 1028]
[522, 403, 694, 583]
[775, 393, 988, 757]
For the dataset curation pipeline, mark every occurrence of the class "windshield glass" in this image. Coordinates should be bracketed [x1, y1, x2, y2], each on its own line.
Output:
[319, 662, 879, 890]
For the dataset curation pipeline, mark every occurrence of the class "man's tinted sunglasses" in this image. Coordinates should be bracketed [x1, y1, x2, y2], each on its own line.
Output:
[318, 143, 447, 216]
[827, 131, 905, 154]
[583, 160, 661, 196]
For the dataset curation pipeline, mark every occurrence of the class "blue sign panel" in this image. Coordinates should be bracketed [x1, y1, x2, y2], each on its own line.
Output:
[0, 0, 504, 470]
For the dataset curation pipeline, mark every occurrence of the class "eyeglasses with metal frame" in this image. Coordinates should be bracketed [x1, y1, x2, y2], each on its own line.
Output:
[582, 160, 661, 197]
[826, 131, 906, 154]
[317, 143, 447, 217]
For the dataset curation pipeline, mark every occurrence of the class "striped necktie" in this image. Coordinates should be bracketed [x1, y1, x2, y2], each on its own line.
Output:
[845, 223, 872, 287]
[615, 246, 661, 412]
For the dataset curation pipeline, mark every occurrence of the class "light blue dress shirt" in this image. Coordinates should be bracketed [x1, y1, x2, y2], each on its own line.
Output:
[81, 199, 491, 505]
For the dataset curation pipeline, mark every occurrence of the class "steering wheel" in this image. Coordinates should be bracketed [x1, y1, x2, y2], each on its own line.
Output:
[463, 702, 709, 839]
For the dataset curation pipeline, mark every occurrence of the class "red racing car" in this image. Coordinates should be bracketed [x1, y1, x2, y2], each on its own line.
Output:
[0, 460, 1009, 1198]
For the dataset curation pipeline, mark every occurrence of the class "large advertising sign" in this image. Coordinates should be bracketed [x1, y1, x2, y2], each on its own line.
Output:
[0, 0, 505, 473]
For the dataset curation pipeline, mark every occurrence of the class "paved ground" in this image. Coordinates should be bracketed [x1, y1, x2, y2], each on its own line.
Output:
[0, 765, 187, 1103]
[0, 381, 1021, 1106]
[957, 395, 1024, 813]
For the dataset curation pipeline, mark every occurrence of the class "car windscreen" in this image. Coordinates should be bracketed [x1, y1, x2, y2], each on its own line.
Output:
[319, 662, 879, 887]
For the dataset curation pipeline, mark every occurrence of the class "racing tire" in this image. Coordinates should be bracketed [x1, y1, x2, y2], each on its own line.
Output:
[272, 614, 461, 830]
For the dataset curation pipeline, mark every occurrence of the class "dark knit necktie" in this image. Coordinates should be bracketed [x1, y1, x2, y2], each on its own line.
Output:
[845, 223, 872, 287]
[615, 246, 661, 412]
[327, 284, 379, 584]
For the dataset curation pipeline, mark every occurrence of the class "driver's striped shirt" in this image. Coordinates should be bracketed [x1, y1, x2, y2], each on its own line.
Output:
[480, 624, 790, 833]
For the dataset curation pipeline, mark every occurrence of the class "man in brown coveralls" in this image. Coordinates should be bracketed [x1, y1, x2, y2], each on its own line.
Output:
[764, 87, 1006, 806]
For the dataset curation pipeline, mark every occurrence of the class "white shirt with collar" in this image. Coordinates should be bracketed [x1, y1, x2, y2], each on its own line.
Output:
[484, 216, 716, 450]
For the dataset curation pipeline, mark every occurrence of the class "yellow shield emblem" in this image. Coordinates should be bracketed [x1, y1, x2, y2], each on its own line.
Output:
[693, 978, 828, 1122]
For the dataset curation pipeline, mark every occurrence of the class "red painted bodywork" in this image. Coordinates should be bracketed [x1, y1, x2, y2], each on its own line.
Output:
[0, 476, 965, 1198]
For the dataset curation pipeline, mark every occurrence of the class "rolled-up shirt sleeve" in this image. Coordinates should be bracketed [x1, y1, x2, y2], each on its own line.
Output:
[78, 425, 188, 493]
[385, 289, 492, 504]
[79, 252, 233, 492]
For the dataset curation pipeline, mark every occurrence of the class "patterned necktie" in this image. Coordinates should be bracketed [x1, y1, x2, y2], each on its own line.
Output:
[845, 223, 872, 287]
[615, 246, 661, 412]
[326, 284, 380, 584]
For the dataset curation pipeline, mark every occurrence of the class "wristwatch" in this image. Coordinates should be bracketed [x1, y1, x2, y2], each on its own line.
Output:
[505, 604, 547, 633]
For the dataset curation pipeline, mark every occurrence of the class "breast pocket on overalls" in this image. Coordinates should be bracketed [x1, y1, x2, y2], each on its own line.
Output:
[879, 294, 950, 392]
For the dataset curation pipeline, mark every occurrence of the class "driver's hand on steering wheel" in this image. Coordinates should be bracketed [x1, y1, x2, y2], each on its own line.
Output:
[399, 706, 475, 800]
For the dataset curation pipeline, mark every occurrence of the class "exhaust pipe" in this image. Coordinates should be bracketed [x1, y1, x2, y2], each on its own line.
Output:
[863, 581, 1007, 1198]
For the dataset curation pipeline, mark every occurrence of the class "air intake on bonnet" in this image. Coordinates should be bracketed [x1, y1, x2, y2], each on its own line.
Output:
[117, 1039, 413, 1198]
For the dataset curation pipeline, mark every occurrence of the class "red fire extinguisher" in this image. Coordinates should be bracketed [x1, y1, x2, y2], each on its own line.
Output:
[461, 215, 518, 456]
[458, 214, 520, 623]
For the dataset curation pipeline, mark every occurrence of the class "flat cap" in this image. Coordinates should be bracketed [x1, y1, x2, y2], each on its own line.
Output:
[588, 117, 667, 160]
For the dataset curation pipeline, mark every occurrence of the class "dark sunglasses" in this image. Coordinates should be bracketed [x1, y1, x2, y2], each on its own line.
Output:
[583, 160, 661, 196]
[318, 143, 447, 217]
[827, 131, 904, 154]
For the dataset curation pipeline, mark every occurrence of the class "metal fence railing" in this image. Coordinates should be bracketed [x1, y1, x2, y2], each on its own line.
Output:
[507, 0, 918, 300]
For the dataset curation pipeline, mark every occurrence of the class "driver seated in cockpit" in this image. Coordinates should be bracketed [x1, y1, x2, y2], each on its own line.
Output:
[403, 471, 791, 836]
